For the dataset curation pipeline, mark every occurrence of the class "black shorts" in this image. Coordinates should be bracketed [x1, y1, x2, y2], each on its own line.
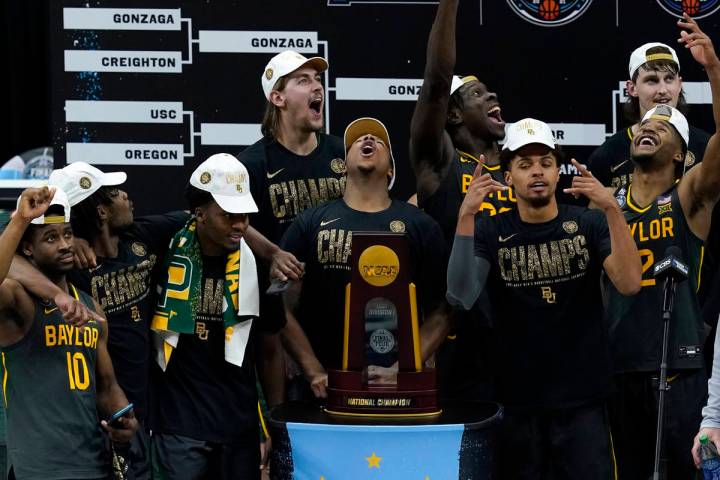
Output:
[608, 369, 707, 479]
[152, 433, 259, 480]
[499, 402, 614, 480]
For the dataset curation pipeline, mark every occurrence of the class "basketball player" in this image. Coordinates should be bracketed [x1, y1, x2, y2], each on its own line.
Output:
[151, 155, 280, 480]
[240, 50, 345, 281]
[8, 162, 188, 479]
[447, 118, 641, 478]
[605, 14, 720, 478]
[279, 118, 449, 398]
[587, 41, 709, 190]
[409, 0, 513, 403]
[239, 50, 347, 403]
[0, 187, 138, 479]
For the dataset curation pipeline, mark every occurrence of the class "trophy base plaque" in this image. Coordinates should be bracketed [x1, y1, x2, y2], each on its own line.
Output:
[326, 368, 441, 417]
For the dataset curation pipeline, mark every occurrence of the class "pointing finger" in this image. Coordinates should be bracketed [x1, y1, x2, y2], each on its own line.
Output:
[571, 159, 591, 177]
[472, 162, 484, 178]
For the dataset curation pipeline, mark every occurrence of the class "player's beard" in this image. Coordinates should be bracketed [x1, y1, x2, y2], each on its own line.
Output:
[526, 195, 553, 208]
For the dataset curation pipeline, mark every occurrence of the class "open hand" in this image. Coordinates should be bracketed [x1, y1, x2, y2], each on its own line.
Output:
[678, 13, 720, 69]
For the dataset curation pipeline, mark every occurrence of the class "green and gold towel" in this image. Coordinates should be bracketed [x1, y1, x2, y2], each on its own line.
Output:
[151, 218, 259, 370]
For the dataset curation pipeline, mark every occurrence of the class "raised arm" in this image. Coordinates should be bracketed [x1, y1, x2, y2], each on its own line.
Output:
[565, 159, 641, 295]
[446, 162, 505, 309]
[409, 0, 458, 200]
[0, 187, 55, 283]
[677, 13, 720, 240]
[8, 255, 100, 326]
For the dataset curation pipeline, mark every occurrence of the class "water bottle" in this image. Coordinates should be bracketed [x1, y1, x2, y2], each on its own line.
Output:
[700, 434, 720, 479]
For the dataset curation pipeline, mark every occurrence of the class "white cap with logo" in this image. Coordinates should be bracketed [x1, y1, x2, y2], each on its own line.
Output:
[343, 117, 396, 189]
[17, 187, 71, 225]
[48, 162, 127, 206]
[261, 50, 328, 100]
[642, 104, 689, 147]
[502, 118, 556, 152]
[190, 153, 258, 214]
[629, 42, 680, 79]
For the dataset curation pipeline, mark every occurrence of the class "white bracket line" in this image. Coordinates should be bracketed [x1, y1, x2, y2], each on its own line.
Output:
[181, 18, 194, 64]
[184, 111, 196, 157]
[611, 89, 620, 136]
[318, 40, 331, 135]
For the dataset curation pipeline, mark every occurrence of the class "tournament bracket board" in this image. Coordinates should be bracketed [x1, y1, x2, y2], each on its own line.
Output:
[49, 1, 717, 214]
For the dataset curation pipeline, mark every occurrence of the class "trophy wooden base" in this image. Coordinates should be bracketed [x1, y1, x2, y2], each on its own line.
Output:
[325, 368, 441, 417]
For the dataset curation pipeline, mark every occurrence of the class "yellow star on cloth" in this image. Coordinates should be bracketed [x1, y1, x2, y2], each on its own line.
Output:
[366, 452, 382, 468]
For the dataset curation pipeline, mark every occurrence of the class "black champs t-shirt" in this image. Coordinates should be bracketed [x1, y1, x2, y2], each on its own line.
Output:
[280, 199, 447, 370]
[475, 205, 612, 410]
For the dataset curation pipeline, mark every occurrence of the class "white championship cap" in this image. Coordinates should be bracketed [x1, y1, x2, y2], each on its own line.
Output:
[17, 187, 71, 225]
[261, 50, 328, 100]
[450, 75, 479, 96]
[642, 104, 689, 147]
[629, 42, 680, 79]
[48, 162, 126, 206]
[502, 118, 556, 152]
[190, 153, 258, 214]
[343, 117, 396, 190]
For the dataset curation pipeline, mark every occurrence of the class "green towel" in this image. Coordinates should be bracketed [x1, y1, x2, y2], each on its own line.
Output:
[151, 218, 258, 369]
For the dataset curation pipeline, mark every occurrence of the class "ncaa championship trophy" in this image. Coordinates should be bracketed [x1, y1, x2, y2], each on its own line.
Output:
[326, 232, 440, 417]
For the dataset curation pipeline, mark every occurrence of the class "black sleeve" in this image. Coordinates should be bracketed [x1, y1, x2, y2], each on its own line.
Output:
[586, 143, 612, 188]
[473, 215, 492, 262]
[238, 144, 265, 210]
[279, 211, 313, 264]
[586, 209, 612, 264]
[129, 211, 190, 257]
[239, 146, 272, 237]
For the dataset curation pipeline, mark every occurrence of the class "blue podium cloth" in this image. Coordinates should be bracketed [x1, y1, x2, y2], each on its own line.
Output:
[286, 422, 464, 479]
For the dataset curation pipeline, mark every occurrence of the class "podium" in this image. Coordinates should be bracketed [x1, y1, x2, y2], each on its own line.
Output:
[269, 401, 504, 480]
[325, 232, 439, 416]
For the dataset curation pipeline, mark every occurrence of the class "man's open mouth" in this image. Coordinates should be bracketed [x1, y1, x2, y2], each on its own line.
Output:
[488, 105, 504, 124]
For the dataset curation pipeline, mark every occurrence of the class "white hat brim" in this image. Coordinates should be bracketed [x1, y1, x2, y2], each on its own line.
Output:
[100, 171, 127, 186]
[212, 192, 259, 214]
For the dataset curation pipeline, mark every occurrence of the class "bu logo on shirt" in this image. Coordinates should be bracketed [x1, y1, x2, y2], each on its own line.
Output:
[541, 286, 557, 303]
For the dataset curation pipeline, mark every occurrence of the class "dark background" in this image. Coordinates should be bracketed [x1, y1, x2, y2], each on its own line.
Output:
[3, 0, 720, 214]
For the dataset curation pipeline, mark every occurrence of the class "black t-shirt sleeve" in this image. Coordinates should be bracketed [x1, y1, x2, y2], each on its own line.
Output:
[129, 211, 189, 256]
[585, 209, 612, 265]
[238, 142, 272, 236]
[237, 141, 266, 206]
[279, 211, 312, 263]
[473, 215, 492, 262]
[587, 143, 613, 187]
